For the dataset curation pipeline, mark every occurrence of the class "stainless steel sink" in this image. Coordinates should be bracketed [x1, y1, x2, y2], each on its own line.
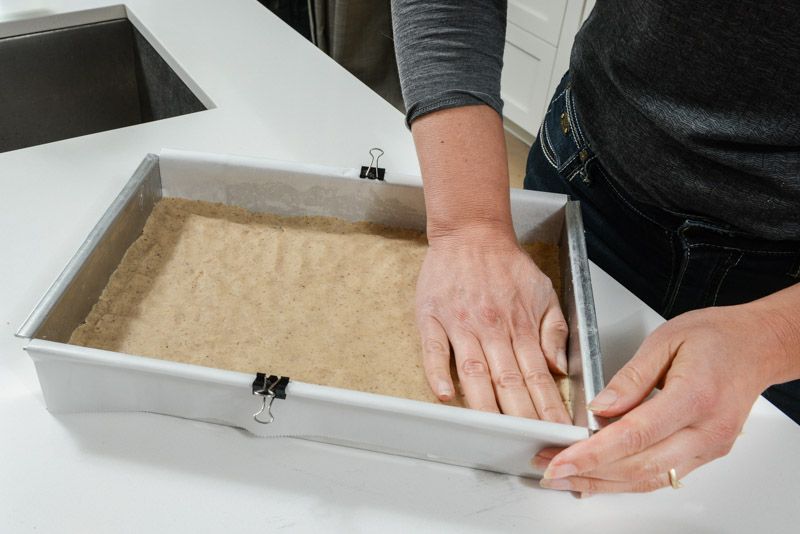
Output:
[0, 18, 207, 153]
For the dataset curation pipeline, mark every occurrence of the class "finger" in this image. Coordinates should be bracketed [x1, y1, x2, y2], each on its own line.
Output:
[540, 471, 678, 494]
[447, 329, 500, 413]
[579, 427, 718, 483]
[544, 377, 705, 479]
[479, 334, 537, 418]
[587, 327, 675, 416]
[512, 327, 571, 424]
[538, 292, 569, 375]
[417, 315, 455, 401]
[531, 447, 565, 471]
[540, 437, 708, 494]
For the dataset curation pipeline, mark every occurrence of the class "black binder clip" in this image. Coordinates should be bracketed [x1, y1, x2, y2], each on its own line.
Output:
[251, 372, 289, 424]
[360, 147, 385, 180]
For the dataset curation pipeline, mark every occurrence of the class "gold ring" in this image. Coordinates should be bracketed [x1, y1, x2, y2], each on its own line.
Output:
[668, 468, 683, 489]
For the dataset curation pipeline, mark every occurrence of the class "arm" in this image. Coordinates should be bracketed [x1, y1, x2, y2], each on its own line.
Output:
[535, 284, 800, 493]
[392, 1, 570, 421]
[392, 0, 511, 238]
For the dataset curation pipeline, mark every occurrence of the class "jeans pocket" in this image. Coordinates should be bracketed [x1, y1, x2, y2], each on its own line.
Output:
[666, 219, 800, 315]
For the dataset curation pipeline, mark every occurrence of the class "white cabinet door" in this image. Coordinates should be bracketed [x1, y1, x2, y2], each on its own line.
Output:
[507, 0, 568, 46]
[582, 0, 596, 22]
[501, 23, 556, 135]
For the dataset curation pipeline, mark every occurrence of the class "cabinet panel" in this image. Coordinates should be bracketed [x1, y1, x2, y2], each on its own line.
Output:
[501, 24, 556, 135]
[507, 0, 567, 45]
[582, 0, 596, 22]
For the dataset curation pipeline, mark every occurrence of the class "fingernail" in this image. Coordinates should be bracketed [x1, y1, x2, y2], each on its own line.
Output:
[540, 478, 572, 491]
[588, 389, 618, 412]
[543, 463, 578, 480]
[557, 350, 568, 375]
[580, 492, 593, 499]
[438, 382, 453, 400]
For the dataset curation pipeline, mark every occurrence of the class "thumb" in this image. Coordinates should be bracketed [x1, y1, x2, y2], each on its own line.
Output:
[589, 329, 674, 416]
[539, 292, 569, 375]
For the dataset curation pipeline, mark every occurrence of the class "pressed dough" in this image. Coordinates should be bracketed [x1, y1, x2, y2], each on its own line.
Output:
[70, 198, 568, 413]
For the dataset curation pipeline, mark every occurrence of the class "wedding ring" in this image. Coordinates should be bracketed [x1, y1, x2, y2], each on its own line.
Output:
[668, 468, 683, 489]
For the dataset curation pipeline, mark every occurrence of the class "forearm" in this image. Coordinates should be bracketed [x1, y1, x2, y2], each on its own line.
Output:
[747, 282, 800, 385]
[391, 0, 511, 241]
[411, 105, 514, 243]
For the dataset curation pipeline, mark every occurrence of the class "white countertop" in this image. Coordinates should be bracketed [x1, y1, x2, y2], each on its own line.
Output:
[1, 1, 798, 532]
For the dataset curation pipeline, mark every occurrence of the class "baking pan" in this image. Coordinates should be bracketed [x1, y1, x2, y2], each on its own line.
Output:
[17, 149, 604, 478]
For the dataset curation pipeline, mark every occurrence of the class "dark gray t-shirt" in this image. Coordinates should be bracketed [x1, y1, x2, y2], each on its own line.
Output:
[391, 0, 800, 241]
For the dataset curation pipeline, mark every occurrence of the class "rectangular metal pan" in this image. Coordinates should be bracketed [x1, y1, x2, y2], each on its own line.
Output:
[17, 149, 604, 478]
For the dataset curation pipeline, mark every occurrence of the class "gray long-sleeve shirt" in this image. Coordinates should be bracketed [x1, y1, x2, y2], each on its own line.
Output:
[391, 0, 800, 241]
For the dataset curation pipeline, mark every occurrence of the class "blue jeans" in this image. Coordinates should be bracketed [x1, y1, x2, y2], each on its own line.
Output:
[524, 73, 800, 423]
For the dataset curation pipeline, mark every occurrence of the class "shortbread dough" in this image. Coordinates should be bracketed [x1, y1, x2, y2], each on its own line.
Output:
[70, 198, 568, 413]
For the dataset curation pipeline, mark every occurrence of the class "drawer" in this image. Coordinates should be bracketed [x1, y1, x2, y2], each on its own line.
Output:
[507, 0, 567, 46]
[501, 23, 557, 135]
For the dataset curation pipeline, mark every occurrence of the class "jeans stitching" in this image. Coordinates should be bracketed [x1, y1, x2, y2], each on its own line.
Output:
[790, 256, 800, 278]
[538, 121, 559, 170]
[560, 151, 579, 171]
[712, 251, 743, 306]
[687, 243, 796, 255]
[661, 231, 676, 313]
[544, 123, 561, 167]
[565, 88, 585, 148]
[565, 166, 582, 182]
[665, 227, 691, 317]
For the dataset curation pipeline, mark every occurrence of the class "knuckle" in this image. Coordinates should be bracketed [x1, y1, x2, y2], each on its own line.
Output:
[582, 477, 601, 493]
[495, 370, 525, 389]
[523, 370, 553, 387]
[616, 364, 647, 389]
[422, 338, 449, 357]
[537, 275, 555, 294]
[618, 420, 651, 455]
[634, 478, 665, 493]
[461, 358, 489, 378]
[712, 440, 735, 459]
[511, 312, 535, 333]
[540, 405, 567, 421]
[478, 305, 502, 327]
[715, 417, 741, 441]
[546, 319, 569, 336]
[453, 307, 470, 324]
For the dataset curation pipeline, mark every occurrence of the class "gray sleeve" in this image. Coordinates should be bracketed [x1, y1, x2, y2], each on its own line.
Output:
[390, 0, 507, 126]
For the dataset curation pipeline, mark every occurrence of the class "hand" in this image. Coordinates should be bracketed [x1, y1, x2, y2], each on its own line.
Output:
[533, 302, 796, 493]
[416, 225, 571, 423]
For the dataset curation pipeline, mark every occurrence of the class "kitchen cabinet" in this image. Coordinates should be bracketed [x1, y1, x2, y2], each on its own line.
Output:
[502, 0, 593, 142]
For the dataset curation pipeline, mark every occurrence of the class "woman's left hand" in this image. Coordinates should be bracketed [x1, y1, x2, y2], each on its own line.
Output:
[532, 298, 799, 494]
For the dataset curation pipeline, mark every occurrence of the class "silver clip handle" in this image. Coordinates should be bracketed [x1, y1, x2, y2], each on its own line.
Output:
[253, 392, 276, 424]
[252, 375, 281, 424]
[366, 147, 383, 177]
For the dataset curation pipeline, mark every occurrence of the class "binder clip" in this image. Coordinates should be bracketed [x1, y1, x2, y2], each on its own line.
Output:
[252, 373, 289, 424]
[360, 147, 386, 181]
